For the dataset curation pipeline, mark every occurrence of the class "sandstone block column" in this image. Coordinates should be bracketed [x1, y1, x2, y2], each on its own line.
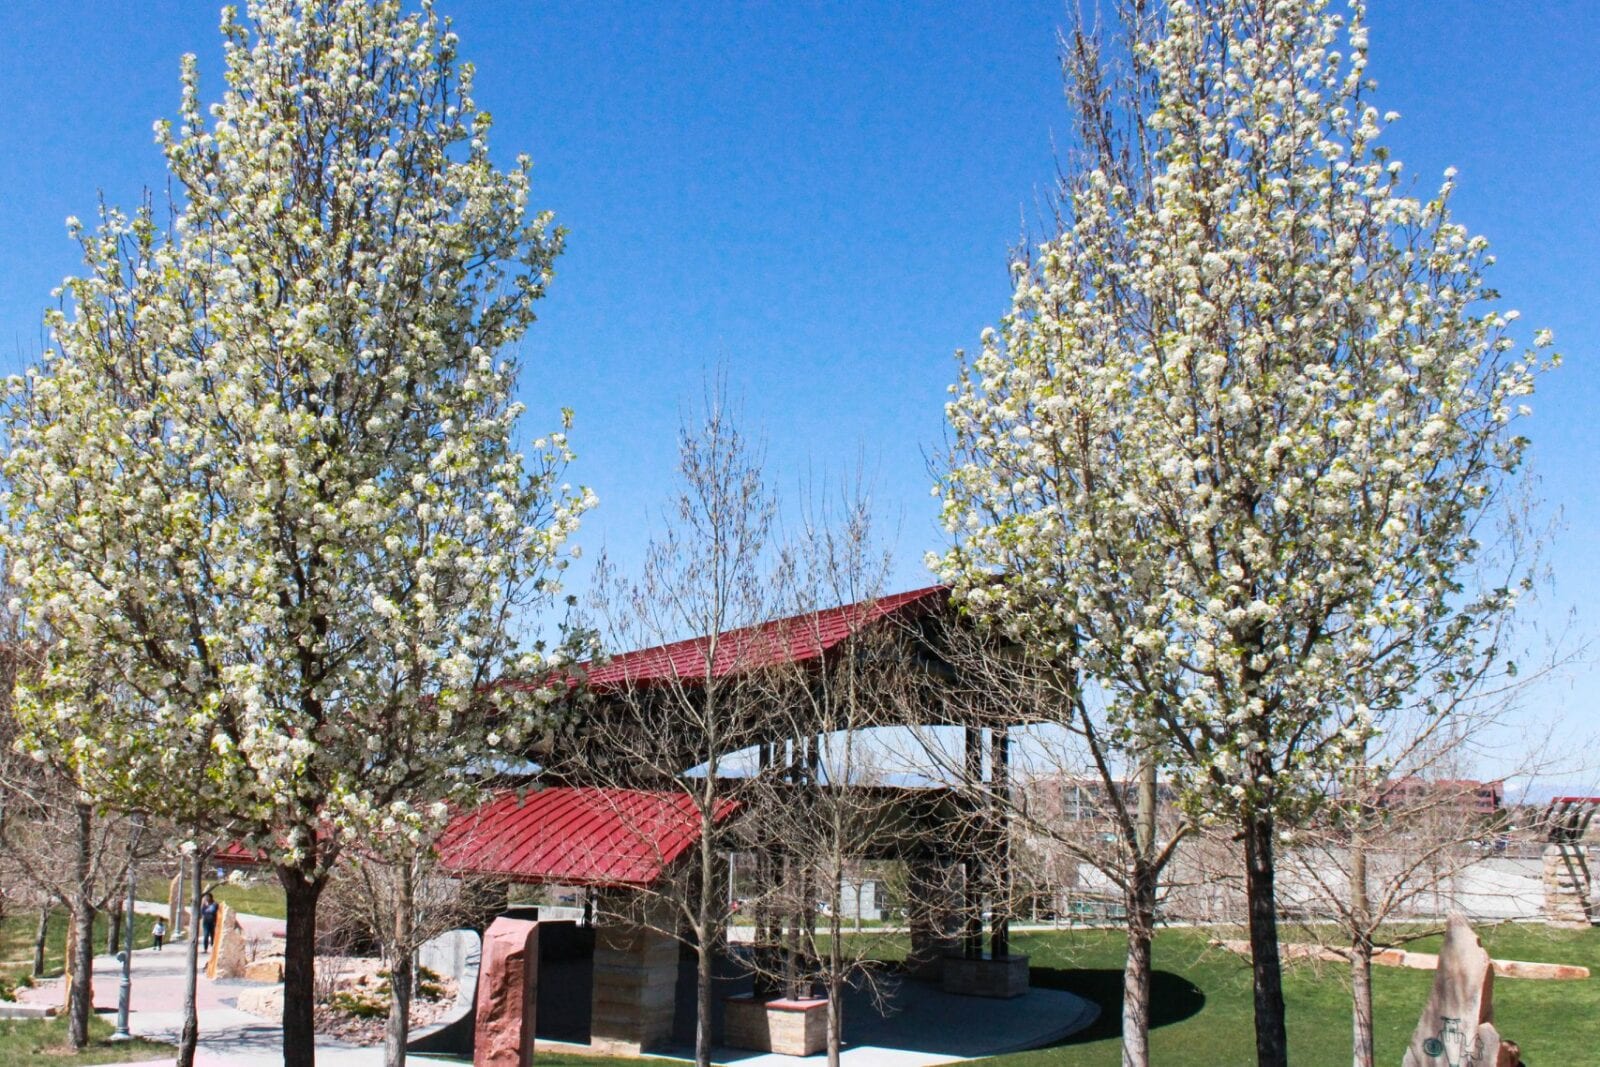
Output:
[589, 894, 678, 1055]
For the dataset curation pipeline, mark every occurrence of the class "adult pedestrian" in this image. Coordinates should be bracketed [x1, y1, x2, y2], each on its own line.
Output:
[200, 892, 219, 952]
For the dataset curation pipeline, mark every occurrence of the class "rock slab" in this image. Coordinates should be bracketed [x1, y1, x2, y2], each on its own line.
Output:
[205, 903, 249, 979]
[1402, 913, 1521, 1067]
[473, 917, 538, 1067]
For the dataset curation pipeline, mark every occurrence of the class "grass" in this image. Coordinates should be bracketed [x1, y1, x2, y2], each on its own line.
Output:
[0, 1012, 174, 1063]
[1, 910, 158, 989]
[207, 882, 287, 920]
[138, 872, 288, 920]
[961, 923, 1600, 1066]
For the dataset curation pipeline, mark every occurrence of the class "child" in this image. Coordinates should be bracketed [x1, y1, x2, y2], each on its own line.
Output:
[153, 918, 167, 951]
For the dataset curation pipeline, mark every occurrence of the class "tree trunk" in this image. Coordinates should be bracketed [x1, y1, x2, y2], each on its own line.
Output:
[1243, 810, 1289, 1067]
[67, 799, 95, 1049]
[1349, 759, 1374, 1067]
[68, 898, 96, 1048]
[695, 840, 715, 1067]
[1350, 821, 1373, 1067]
[279, 863, 328, 1067]
[32, 904, 49, 978]
[827, 973, 842, 1067]
[177, 849, 205, 1067]
[1351, 935, 1374, 1067]
[1121, 860, 1157, 1067]
[826, 896, 843, 1067]
[383, 862, 415, 1067]
[107, 899, 124, 956]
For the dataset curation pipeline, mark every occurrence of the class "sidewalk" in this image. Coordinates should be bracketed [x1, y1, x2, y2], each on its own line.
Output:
[15, 915, 457, 1067]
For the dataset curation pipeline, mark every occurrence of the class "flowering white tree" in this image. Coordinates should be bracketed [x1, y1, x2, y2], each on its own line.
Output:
[1, 2, 590, 1064]
[935, 2, 1553, 1064]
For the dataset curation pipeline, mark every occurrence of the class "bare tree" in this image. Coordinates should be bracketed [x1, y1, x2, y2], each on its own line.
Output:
[325, 838, 497, 1067]
[576, 386, 779, 1067]
[735, 483, 917, 1067]
[913, 637, 1188, 1067]
[1278, 717, 1555, 1067]
[0, 637, 157, 1048]
[0, 738, 147, 1046]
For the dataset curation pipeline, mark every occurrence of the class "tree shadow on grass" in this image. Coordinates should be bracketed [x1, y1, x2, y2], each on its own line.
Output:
[1029, 967, 1206, 1046]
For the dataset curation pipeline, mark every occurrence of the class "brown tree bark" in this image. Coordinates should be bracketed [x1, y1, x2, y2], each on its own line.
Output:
[382, 862, 414, 1067]
[106, 898, 123, 956]
[177, 849, 205, 1067]
[1243, 810, 1289, 1067]
[694, 784, 716, 1067]
[66, 799, 95, 1049]
[1351, 934, 1374, 1067]
[1121, 859, 1157, 1067]
[1350, 830, 1374, 1067]
[278, 862, 328, 1067]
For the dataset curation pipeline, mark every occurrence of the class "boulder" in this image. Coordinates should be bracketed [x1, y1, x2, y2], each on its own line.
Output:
[206, 904, 249, 980]
[1402, 913, 1521, 1067]
[243, 957, 284, 983]
[236, 984, 283, 1020]
[473, 917, 538, 1067]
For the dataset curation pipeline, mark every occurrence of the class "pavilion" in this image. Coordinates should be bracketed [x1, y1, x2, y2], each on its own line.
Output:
[435, 584, 1038, 1057]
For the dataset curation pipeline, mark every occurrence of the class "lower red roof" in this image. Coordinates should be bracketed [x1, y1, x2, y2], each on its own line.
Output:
[436, 786, 739, 888]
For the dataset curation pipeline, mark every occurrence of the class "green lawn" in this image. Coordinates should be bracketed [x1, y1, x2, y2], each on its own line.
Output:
[0, 1013, 173, 1063]
[965, 923, 1600, 1066]
[1, 910, 157, 989]
[139, 872, 288, 920]
[207, 882, 287, 920]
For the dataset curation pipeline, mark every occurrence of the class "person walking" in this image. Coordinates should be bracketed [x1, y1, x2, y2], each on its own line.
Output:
[152, 918, 166, 951]
[200, 893, 219, 952]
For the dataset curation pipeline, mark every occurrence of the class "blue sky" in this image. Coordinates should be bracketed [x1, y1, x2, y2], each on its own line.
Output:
[0, 2, 1595, 777]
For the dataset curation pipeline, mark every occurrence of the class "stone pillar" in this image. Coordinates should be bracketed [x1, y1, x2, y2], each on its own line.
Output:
[1543, 843, 1595, 927]
[589, 894, 678, 1056]
[905, 858, 958, 981]
[168, 872, 184, 937]
[474, 917, 539, 1067]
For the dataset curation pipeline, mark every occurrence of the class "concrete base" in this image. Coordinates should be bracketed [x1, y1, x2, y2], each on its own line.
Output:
[723, 995, 828, 1056]
[940, 953, 1030, 999]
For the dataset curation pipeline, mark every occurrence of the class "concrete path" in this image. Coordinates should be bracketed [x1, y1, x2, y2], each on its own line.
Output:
[13, 927, 458, 1067]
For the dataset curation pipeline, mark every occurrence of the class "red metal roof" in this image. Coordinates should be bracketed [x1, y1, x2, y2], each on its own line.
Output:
[212, 840, 271, 868]
[578, 585, 948, 691]
[436, 786, 740, 888]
